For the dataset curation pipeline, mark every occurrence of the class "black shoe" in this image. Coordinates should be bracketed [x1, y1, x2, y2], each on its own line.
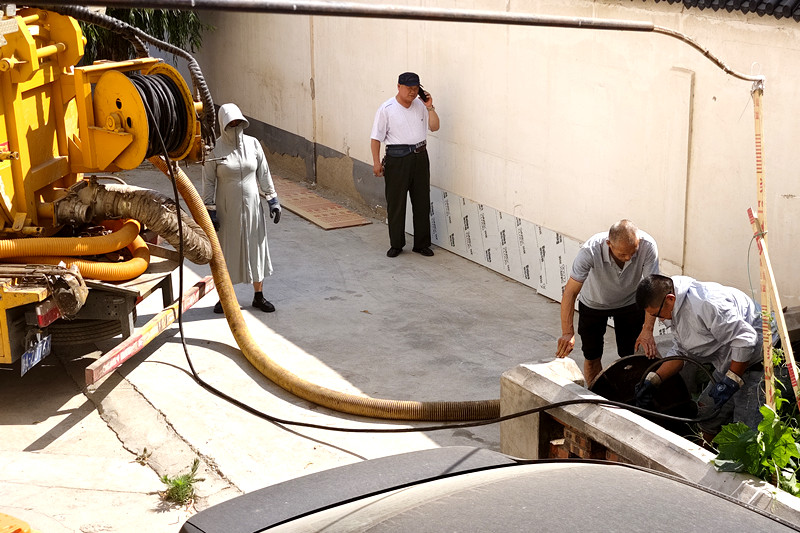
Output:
[413, 247, 434, 257]
[386, 247, 403, 258]
[214, 300, 242, 314]
[252, 295, 276, 313]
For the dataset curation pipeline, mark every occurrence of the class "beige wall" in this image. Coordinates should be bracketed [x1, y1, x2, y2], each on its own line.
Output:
[196, 1, 799, 307]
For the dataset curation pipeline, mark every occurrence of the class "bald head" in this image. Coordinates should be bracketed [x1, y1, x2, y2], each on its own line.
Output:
[608, 219, 639, 247]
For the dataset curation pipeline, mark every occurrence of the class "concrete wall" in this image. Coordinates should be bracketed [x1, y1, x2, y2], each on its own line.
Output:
[195, 1, 800, 306]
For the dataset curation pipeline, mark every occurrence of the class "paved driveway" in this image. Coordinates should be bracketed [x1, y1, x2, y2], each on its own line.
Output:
[0, 162, 616, 532]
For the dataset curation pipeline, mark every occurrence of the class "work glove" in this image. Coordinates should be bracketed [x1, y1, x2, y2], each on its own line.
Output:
[207, 208, 220, 231]
[268, 198, 281, 224]
[709, 370, 743, 408]
[633, 372, 662, 410]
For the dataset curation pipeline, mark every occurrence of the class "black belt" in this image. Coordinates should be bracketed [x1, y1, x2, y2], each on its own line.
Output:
[385, 141, 426, 157]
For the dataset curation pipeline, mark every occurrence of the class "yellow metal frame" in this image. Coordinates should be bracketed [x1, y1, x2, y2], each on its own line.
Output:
[0, 8, 84, 232]
[0, 8, 198, 233]
[0, 7, 201, 364]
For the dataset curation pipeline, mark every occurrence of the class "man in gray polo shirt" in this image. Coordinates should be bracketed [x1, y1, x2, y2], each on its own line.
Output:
[556, 219, 659, 385]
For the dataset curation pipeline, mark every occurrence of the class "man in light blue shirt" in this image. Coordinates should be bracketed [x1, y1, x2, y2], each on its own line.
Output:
[556, 220, 659, 385]
[635, 274, 766, 440]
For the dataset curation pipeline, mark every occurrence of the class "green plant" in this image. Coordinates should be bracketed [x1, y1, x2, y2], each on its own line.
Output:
[135, 447, 152, 465]
[80, 8, 213, 64]
[160, 458, 204, 505]
[773, 347, 785, 366]
[770, 348, 800, 424]
[713, 403, 800, 496]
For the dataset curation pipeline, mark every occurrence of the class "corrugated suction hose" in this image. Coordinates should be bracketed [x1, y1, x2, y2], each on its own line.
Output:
[1, 220, 150, 282]
[0, 218, 140, 258]
[61, 181, 212, 265]
[149, 156, 500, 421]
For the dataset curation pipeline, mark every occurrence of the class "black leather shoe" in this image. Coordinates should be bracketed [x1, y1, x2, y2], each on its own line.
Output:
[214, 301, 243, 314]
[252, 295, 276, 313]
[386, 247, 403, 258]
[413, 247, 434, 257]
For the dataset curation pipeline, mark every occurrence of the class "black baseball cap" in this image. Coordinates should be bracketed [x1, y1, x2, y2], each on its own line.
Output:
[398, 72, 421, 87]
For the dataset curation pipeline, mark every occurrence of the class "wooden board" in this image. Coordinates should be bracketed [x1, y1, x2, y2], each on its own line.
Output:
[273, 176, 372, 230]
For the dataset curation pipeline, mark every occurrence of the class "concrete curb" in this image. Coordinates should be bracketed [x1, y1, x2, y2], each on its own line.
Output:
[500, 359, 800, 525]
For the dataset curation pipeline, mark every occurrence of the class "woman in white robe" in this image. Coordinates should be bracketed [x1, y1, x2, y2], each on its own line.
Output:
[203, 103, 281, 313]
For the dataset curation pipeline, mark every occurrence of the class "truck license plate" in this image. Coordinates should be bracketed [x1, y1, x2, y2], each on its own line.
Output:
[21, 334, 52, 376]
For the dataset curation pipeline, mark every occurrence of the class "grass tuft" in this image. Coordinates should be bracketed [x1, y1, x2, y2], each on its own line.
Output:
[160, 458, 204, 505]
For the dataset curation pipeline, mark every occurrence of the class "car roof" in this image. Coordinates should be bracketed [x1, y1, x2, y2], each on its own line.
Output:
[181, 446, 798, 532]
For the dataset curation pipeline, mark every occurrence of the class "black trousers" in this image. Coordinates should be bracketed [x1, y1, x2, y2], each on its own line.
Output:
[383, 150, 431, 249]
[577, 302, 645, 360]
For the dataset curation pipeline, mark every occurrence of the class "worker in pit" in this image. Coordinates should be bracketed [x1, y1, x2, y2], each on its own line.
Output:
[203, 103, 281, 314]
[634, 274, 765, 441]
[555, 219, 660, 386]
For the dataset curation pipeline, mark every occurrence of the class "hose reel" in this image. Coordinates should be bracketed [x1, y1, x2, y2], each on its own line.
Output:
[92, 62, 197, 170]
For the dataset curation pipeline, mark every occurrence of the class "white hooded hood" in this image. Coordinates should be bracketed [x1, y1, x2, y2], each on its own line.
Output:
[217, 103, 250, 151]
[214, 104, 253, 159]
[218, 103, 249, 131]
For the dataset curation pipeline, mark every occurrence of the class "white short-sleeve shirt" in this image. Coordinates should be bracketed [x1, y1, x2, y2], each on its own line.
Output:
[370, 97, 429, 145]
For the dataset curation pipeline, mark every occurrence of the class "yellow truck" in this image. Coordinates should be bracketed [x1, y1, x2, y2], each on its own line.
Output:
[0, 5, 214, 380]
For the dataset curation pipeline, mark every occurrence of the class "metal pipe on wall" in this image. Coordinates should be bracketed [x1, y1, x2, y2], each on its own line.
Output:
[25, 1, 763, 82]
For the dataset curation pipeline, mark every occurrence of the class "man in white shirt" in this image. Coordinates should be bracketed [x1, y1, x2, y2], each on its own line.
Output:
[370, 72, 440, 258]
[556, 220, 659, 385]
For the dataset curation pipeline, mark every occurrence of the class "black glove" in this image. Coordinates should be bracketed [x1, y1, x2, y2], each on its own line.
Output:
[709, 371, 742, 408]
[633, 372, 661, 410]
[207, 208, 220, 231]
[268, 198, 281, 224]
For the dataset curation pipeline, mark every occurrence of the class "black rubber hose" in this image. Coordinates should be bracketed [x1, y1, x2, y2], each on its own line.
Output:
[42, 4, 216, 148]
[43, 4, 149, 58]
[129, 73, 187, 157]
[640, 355, 718, 386]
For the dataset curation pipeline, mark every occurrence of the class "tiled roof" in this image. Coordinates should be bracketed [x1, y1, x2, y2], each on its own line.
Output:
[652, 0, 800, 21]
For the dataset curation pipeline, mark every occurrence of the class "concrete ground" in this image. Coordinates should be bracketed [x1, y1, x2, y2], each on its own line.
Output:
[0, 162, 619, 532]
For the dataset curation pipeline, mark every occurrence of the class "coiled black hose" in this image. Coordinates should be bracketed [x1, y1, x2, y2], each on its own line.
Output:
[129, 73, 188, 157]
[43, 4, 216, 148]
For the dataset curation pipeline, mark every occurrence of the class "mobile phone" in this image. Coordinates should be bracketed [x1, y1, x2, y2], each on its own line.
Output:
[418, 88, 428, 102]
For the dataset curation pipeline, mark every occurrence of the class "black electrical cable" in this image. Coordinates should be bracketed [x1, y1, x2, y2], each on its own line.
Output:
[148, 162, 725, 435]
[130, 69, 721, 434]
[167, 202, 722, 432]
[147, 140, 368, 458]
[142, 108, 723, 433]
